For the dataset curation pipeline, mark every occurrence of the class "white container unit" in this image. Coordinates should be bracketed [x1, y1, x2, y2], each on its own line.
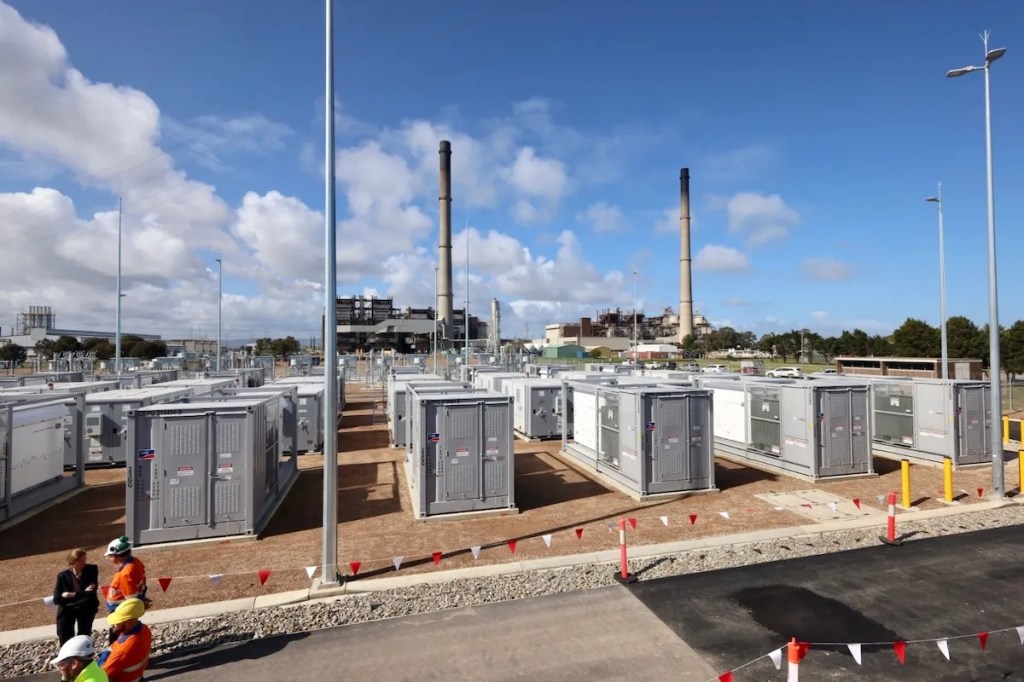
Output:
[160, 377, 239, 397]
[473, 372, 527, 393]
[124, 397, 298, 545]
[405, 389, 516, 519]
[82, 386, 194, 466]
[0, 394, 85, 524]
[702, 378, 873, 480]
[503, 378, 562, 440]
[273, 374, 346, 413]
[560, 382, 715, 500]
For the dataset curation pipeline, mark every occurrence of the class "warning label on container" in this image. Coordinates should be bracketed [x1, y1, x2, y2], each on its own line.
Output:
[890, 397, 900, 407]
[486, 447, 499, 455]
[169, 478, 180, 486]
[218, 452, 233, 459]
[177, 466, 194, 477]
[487, 436, 497, 442]
[667, 436, 679, 444]
[621, 449, 637, 460]
[455, 447, 469, 457]
[217, 464, 234, 474]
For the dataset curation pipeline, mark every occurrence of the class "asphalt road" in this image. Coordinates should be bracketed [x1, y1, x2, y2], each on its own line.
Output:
[13, 525, 1024, 681]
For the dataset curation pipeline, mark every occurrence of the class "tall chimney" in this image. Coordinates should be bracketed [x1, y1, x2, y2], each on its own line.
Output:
[438, 141, 454, 342]
[678, 168, 694, 342]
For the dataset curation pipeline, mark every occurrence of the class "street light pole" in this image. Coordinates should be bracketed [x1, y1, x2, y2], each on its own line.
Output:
[946, 31, 1006, 499]
[216, 258, 222, 373]
[433, 266, 438, 375]
[925, 184, 948, 380]
[115, 196, 123, 378]
[632, 271, 638, 364]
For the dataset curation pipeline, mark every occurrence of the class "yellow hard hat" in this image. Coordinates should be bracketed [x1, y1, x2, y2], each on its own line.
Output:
[107, 597, 145, 626]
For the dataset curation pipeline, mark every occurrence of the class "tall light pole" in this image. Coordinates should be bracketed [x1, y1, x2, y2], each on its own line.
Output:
[320, 0, 339, 586]
[433, 266, 438, 375]
[926, 185, 948, 380]
[946, 31, 1006, 499]
[632, 271, 638, 364]
[215, 258, 223, 372]
[115, 197, 123, 378]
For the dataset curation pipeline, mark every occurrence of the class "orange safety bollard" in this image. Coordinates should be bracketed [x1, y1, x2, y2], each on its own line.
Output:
[787, 638, 800, 682]
[880, 491, 903, 546]
[614, 518, 637, 584]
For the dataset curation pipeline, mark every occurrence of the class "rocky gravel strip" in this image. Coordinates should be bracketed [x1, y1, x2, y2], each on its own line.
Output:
[4, 504, 1022, 678]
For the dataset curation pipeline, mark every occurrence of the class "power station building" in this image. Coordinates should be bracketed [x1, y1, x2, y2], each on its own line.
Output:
[330, 296, 484, 353]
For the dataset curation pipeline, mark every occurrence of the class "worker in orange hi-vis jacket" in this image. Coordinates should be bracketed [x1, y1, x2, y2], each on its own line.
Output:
[98, 598, 151, 682]
[102, 537, 150, 611]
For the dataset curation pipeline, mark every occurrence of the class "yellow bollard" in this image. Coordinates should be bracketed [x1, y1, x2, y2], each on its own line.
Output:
[1019, 449, 1024, 495]
[943, 458, 954, 503]
[901, 459, 911, 509]
[1004, 416, 1010, 445]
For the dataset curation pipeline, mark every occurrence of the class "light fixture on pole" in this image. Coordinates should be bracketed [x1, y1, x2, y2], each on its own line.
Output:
[925, 184, 948, 381]
[946, 31, 1006, 499]
[632, 271, 638, 364]
[215, 258, 222, 373]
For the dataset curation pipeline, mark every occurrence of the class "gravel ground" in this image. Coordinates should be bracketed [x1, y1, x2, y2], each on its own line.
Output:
[3, 503, 1021, 679]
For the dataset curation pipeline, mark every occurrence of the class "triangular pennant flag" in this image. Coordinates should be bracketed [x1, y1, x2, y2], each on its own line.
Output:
[574, 528, 584, 540]
[853, 498, 861, 509]
[258, 570, 271, 586]
[689, 514, 697, 525]
[828, 501, 838, 513]
[877, 494, 885, 505]
[433, 551, 444, 564]
[773, 506, 784, 511]
[349, 561, 361, 576]
[893, 641, 906, 664]
[43, 596, 55, 608]
[797, 642, 811, 660]
[157, 577, 172, 592]
[392, 556, 403, 571]
[628, 518, 637, 530]
[507, 540, 517, 555]
[802, 504, 813, 509]
[717, 672, 733, 682]
[847, 643, 862, 665]
[937, 639, 949, 661]
[977, 487, 984, 497]
[470, 546, 481, 560]
[606, 522, 614, 533]
[659, 516, 669, 526]
[305, 566, 316, 579]
[718, 511, 730, 520]
[768, 647, 782, 670]
[209, 574, 222, 584]
[1017, 625, 1024, 645]
[542, 533, 553, 548]
[978, 632, 989, 651]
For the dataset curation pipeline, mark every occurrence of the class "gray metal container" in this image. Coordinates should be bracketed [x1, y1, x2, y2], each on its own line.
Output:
[273, 374, 345, 413]
[704, 378, 873, 479]
[82, 386, 193, 466]
[406, 390, 515, 519]
[473, 372, 527, 393]
[125, 396, 298, 545]
[561, 382, 715, 499]
[390, 379, 468, 447]
[295, 384, 325, 453]
[503, 378, 562, 440]
[404, 383, 480, 457]
[202, 385, 299, 459]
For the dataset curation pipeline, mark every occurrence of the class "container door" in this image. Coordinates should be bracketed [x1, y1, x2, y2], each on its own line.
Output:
[818, 389, 862, 476]
[597, 392, 620, 469]
[0, 407, 8, 513]
[160, 415, 210, 528]
[651, 396, 689, 484]
[482, 403, 509, 498]
[212, 415, 245, 524]
[442, 404, 480, 501]
[957, 384, 990, 463]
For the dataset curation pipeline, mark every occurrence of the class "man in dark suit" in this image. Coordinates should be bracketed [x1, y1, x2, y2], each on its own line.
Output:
[54, 548, 100, 645]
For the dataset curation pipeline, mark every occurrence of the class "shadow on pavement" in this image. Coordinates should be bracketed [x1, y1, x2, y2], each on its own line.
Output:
[146, 631, 311, 681]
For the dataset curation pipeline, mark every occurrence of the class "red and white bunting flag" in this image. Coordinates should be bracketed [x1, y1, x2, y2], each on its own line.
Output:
[574, 528, 584, 540]
[977, 487, 984, 497]
[606, 522, 614, 533]
[853, 498, 861, 509]
[157, 577, 172, 592]
[827, 501, 838, 513]
[937, 639, 950, 661]
[689, 514, 697, 525]
[209, 574, 223, 585]
[542, 534, 553, 548]
[628, 518, 637, 530]
[507, 540, 517, 555]
[392, 557, 403, 571]
[659, 516, 669, 526]
[258, 570, 271, 586]
[432, 551, 443, 564]
[978, 632, 989, 651]
[1017, 625, 1024, 645]
[305, 566, 316, 579]
[469, 546, 481, 560]
[802, 504, 813, 509]
[768, 647, 782, 670]
[893, 641, 907, 664]
[717, 672, 733, 682]
[43, 596, 55, 609]
[773, 506, 784, 511]
[877, 494, 885, 505]
[847, 643, 862, 665]
[349, 561, 361, 576]
[718, 511, 730, 520]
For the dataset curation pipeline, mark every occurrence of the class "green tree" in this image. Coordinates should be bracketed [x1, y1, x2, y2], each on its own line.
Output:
[868, 334, 894, 357]
[34, 338, 55, 359]
[757, 333, 778, 356]
[0, 343, 28, 365]
[119, 335, 145, 357]
[269, 336, 301, 358]
[945, 316, 986, 360]
[254, 337, 274, 355]
[90, 339, 115, 361]
[1001, 321, 1024, 375]
[128, 340, 168, 360]
[51, 335, 82, 353]
[891, 318, 939, 357]
[835, 329, 870, 357]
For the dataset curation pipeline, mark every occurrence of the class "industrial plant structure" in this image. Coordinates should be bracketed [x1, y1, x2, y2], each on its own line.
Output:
[1, 306, 160, 349]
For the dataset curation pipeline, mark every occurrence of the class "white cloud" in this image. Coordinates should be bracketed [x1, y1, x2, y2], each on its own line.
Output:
[694, 244, 750, 273]
[710, 191, 800, 246]
[163, 114, 292, 172]
[700, 143, 776, 181]
[577, 201, 624, 233]
[503, 146, 568, 223]
[811, 310, 830, 322]
[801, 258, 853, 281]
[654, 207, 678, 234]
[724, 297, 751, 307]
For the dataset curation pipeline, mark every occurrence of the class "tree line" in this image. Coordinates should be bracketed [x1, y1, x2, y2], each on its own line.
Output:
[0, 334, 169, 366]
[681, 316, 1024, 373]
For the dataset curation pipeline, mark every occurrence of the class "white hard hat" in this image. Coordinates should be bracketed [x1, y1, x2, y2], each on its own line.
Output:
[50, 635, 95, 666]
[104, 535, 132, 556]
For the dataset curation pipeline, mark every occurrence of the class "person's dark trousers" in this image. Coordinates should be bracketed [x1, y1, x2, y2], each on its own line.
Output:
[56, 608, 97, 645]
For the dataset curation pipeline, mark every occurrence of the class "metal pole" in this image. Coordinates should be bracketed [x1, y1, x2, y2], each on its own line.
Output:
[464, 212, 469, 368]
[982, 36, 1004, 499]
[216, 258, 223, 373]
[321, 0, 339, 586]
[115, 197, 123, 378]
[433, 266, 438, 375]
[632, 271, 638, 364]
[937, 184, 948, 380]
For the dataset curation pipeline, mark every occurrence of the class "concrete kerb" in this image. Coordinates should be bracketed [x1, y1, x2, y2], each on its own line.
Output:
[1, 498, 1017, 647]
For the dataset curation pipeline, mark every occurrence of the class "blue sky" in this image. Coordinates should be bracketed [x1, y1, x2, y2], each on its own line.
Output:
[2, 1, 1024, 340]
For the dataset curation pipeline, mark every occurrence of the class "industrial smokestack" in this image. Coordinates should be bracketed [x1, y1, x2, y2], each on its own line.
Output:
[678, 168, 694, 342]
[438, 141, 454, 342]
